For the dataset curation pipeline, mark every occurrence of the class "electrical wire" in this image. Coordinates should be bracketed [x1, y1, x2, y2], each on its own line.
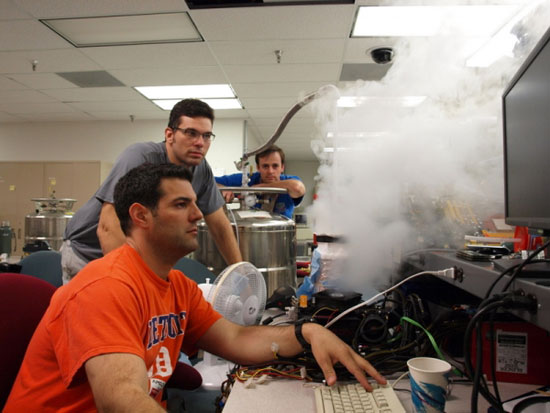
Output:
[463, 300, 506, 412]
[324, 269, 456, 329]
[500, 239, 550, 293]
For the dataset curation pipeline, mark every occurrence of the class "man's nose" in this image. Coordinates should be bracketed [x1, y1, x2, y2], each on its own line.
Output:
[190, 204, 203, 222]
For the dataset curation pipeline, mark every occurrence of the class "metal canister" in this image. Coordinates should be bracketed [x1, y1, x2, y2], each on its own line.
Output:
[24, 198, 75, 251]
[194, 188, 297, 297]
[0, 221, 15, 257]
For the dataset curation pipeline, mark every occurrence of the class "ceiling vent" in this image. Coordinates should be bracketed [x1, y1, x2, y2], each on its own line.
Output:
[56, 71, 125, 88]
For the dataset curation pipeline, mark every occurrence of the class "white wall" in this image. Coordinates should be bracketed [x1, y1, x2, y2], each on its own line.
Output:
[0, 119, 245, 174]
[284, 159, 319, 209]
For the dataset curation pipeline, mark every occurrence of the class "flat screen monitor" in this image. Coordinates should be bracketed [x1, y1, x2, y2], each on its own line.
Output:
[502, 24, 550, 235]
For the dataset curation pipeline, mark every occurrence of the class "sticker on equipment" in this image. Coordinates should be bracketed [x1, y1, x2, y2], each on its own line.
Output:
[496, 330, 527, 374]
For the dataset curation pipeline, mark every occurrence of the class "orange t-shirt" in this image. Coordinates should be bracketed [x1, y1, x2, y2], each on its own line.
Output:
[4, 245, 222, 412]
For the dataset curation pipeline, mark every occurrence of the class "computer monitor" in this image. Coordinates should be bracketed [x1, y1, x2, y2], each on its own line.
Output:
[502, 24, 550, 236]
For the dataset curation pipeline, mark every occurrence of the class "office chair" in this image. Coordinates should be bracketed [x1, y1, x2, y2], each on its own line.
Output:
[173, 257, 214, 285]
[19, 250, 63, 288]
[0, 273, 56, 409]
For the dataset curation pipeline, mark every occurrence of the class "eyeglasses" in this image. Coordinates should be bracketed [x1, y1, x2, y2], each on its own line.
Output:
[173, 127, 215, 142]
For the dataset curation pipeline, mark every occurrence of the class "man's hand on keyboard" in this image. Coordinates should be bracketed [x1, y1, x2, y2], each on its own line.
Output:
[302, 323, 387, 391]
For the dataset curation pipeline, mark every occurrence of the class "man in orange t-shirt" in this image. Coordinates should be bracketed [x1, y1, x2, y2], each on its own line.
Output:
[5, 164, 386, 412]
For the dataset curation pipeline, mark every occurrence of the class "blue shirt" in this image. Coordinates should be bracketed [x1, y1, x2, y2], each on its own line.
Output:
[215, 172, 303, 219]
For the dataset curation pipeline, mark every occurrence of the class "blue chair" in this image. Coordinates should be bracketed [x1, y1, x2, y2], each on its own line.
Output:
[173, 257, 214, 285]
[19, 250, 63, 288]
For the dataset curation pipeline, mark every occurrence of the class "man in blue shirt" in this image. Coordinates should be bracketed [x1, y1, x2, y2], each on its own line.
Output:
[215, 145, 305, 219]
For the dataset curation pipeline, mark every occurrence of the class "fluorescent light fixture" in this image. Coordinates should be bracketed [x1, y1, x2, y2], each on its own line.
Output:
[136, 84, 241, 110]
[337, 96, 427, 108]
[41, 12, 202, 47]
[135, 84, 235, 99]
[153, 98, 242, 110]
[352, 5, 518, 37]
[466, 1, 540, 67]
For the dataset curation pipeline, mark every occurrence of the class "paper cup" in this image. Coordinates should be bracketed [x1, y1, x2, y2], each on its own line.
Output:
[407, 357, 451, 413]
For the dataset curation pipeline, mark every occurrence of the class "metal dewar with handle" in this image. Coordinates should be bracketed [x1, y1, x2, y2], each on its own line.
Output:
[194, 188, 297, 297]
[25, 198, 76, 251]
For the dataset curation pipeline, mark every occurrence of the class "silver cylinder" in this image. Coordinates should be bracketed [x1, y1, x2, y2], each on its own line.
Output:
[25, 212, 72, 251]
[195, 209, 297, 297]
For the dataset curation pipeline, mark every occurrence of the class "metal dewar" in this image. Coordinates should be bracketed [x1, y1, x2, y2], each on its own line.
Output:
[194, 188, 297, 297]
[25, 198, 75, 251]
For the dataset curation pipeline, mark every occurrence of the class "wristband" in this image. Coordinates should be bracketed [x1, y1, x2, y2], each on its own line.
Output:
[294, 320, 312, 352]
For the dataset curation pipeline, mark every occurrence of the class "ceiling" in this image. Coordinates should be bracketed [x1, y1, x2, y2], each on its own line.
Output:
[0, 0, 521, 161]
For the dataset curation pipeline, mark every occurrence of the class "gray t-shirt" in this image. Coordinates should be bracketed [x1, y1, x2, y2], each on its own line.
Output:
[64, 141, 224, 262]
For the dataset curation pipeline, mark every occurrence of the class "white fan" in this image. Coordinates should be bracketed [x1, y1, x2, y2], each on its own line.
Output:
[194, 261, 267, 389]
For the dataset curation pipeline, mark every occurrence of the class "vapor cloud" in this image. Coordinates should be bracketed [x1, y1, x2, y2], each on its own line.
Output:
[308, 0, 550, 294]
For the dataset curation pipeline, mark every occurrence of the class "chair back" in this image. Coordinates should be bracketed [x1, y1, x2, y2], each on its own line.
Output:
[0, 273, 56, 409]
[19, 250, 63, 288]
[173, 257, 214, 285]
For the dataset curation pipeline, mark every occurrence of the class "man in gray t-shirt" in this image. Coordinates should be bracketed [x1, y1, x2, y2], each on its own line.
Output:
[61, 99, 242, 283]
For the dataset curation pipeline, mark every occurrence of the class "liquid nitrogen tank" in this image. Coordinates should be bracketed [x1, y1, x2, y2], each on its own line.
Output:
[194, 187, 297, 297]
[25, 197, 76, 251]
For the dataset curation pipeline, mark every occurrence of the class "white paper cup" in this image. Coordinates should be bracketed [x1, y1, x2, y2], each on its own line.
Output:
[407, 357, 451, 413]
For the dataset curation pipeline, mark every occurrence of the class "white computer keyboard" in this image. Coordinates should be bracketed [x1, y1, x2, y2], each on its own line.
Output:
[314, 382, 406, 413]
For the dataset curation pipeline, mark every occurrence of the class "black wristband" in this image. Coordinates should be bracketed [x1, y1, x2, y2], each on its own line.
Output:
[294, 320, 311, 352]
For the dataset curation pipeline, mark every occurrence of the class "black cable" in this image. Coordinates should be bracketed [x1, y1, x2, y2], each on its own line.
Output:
[485, 259, 550, 299]
[464, 301, 506, 412]
[465, 291, 538, 412]
[488, 314, 503, 407]
[500, 239, 550, 293]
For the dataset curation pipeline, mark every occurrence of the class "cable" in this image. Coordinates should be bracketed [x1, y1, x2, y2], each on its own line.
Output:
[463, 300, 505, 412]
[464, 292, 538, 413]
[324, 268, 457, 329]
[500, 239, 550, 293]
[484, 257, 550, 299]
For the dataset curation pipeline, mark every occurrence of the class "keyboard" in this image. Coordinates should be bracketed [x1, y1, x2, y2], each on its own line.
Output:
[314, 382, 406, 413]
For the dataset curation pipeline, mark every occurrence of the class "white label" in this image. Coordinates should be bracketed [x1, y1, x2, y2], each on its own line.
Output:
[496, 330, 527, 374]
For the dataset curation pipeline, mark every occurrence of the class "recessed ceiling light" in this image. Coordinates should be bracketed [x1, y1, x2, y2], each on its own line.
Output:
[135, 84, 235, 99]
[153, 98, 243, 110]
[351, 5, 519, 37]
[41, 12, 202, 47]
[466, 1, 539, 67]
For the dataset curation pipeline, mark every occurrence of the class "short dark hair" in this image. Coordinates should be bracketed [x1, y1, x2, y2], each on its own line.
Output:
[255, 145, 285, 166]
[114, 163, 193, 235]
[168, 99, 215, 129]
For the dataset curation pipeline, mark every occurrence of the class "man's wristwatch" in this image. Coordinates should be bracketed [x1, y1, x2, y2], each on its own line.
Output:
[294, 319, 312, 352]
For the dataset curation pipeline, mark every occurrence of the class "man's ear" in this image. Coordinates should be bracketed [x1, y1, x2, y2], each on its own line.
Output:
[165, 127, 175, 144]
[128, 203, 151, 229]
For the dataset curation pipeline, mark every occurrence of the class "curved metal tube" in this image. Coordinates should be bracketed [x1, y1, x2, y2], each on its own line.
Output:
[236, 84, 340, 169]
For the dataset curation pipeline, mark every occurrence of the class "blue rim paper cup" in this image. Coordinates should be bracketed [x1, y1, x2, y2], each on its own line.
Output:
[407, 357, 451, 413]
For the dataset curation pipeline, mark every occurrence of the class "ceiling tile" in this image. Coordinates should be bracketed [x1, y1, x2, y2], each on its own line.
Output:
[0, 89, 57, 104]
[240, 96, 301, 109]
[42, 87, 141, 101]
[208, 39, 346, 65]
[81, 43, 218, 69]
[232, 81, 327, 98]
[0, 49, 102, 74]
[223, 63, 340, 83]
[109, 66, 227, 86]
[8, 73, 81, 89]
[0, 101, 78, 114]
[12, 0, 189, 19]
[190, 5, 354, 41]
[0, 20, 71, 51]
[0, 75, 30, 90]
[64, 99, 157, 112]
